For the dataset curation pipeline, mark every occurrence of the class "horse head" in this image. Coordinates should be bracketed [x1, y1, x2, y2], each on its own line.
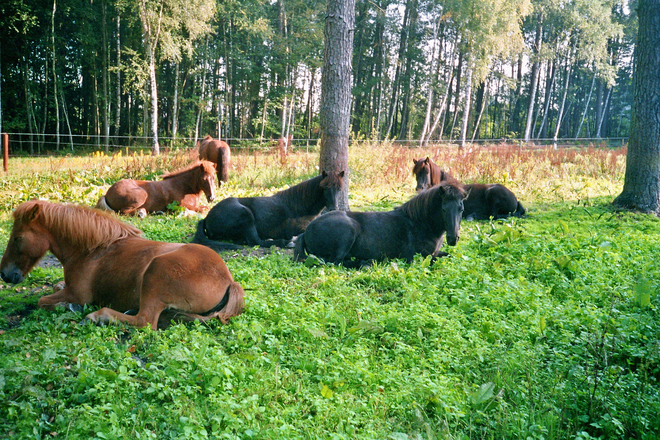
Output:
[438, 182, 466, 246]
[413, 157, 432, 192]
[198, 161, 216, 202]
[0, 202, 50, 284]
[320, 170, 346, 212]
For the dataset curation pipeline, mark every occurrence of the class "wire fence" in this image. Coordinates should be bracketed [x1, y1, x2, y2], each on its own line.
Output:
[1, 132, 628, 156]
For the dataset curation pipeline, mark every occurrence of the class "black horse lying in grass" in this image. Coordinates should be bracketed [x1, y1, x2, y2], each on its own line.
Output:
[294, 181, 466, 268]
[193, 171, 345, 251]
[412, 157, 526, 220]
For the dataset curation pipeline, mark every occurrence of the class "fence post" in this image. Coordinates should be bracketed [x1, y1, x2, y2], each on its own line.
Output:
[2, 133, 8, 172]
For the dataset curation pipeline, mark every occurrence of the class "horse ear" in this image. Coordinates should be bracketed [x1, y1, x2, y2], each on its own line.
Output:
[22, 202, 41, 223]
[338, 171, 345, 178]
[424, 157, 430, 164]
[463, 187, 472, 200]
[322, 170, 328, 178]
[413, 159, 418, 165]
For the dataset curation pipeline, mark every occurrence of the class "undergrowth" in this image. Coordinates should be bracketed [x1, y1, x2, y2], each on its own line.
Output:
[0, 144, 657, 439]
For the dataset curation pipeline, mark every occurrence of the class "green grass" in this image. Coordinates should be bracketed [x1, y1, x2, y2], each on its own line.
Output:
[0, 145, 658, 439]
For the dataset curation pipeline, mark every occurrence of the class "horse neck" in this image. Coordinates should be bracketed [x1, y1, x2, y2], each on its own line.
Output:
[430, 163, 445, 186]
[165, 170, 201, 195]
[277, 175, 325, 214]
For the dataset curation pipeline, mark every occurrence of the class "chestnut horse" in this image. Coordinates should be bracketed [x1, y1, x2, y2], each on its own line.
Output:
[96, 161, 216, 217]
[198, 135, 231, 183]
[294, 181, 466, 268]
[0, 200, 244, 330]
[193, 171, 346, 251]
[412, 157, 526, 220]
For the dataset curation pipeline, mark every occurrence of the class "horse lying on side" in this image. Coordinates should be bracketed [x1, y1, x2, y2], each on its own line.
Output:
[193, 171, 345, 251]
[198, 135, 231, 183]
[294, 181, 466, 268]
[0, 201, 244, 330]
[96, 161, 216, 218]
[412, 157, 526, 220]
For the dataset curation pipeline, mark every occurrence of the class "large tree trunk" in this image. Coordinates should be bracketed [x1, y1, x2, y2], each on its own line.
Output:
[319, 0, 354, 211]
[613, 0, 660, 214]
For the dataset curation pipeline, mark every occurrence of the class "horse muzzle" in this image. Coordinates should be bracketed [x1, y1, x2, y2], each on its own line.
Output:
[1, 264, 25, 284]
[446, 235, 459, 246]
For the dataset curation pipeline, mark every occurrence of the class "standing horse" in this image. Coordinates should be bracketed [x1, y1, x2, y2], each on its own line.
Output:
[193, 171, 345, 251]
[0, 201, 244, 330]
[294, 181, 466, 268]
[96, 161, 216, 217]
[412, 157, 526, 220]
[198, 135, 231, 183]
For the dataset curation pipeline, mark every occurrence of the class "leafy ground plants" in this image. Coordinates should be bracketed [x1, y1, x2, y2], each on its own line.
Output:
[0, 144, 658, 439]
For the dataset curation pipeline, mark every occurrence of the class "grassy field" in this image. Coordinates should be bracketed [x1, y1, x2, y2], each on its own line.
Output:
[0, 143, 658, 439]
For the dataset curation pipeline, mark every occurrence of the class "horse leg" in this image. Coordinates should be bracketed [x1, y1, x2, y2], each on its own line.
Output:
[83, 305, 163, 330]
[37, 285, 87, 311]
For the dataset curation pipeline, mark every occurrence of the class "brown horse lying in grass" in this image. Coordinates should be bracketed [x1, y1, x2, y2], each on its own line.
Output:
[96, 161, 216, 217]
[413, 157, 526, 220]
[294, 181, 466, 268]
[198, 135, 231, 183]
[0, 200, 244, 330]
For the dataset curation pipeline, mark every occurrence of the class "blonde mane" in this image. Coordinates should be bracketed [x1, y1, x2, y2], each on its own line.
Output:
[15, 200, 143, 251]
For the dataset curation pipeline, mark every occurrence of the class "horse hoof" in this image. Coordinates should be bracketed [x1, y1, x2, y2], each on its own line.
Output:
[67, 303, 84, 314]
[78, 317, 93, 326]
[124, 309, 138, 316]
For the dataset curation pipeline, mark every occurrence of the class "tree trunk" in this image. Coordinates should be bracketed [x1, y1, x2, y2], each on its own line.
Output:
[172, 63, 180, 139]
[138, 0, 160, 155]
[524, 16, 543, 143]
[575, 72, 596, 139]
[553, 51, 573, 148]
[52, 0, 61, 151]
[115, 14, 121, 138]
[459, 63, 473, 148]
[613, 0, 660, 214]
[102, 0, 110, 152]
[319, 0, 354, 211]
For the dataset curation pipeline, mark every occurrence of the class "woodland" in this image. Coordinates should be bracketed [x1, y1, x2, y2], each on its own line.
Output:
[0, 0, 634, 153]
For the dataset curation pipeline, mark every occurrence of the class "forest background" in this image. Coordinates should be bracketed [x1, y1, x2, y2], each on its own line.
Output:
[0, 0, 633, 154]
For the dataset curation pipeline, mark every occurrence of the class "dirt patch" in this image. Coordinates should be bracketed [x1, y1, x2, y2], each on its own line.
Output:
[218, 246, 294, 259]
[38, 254, 62, 268]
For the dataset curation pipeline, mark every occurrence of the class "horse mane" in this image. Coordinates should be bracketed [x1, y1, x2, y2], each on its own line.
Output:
[162, 161, 215, 180]
[277, 172, 344, 200]
[15, 200, 143, 251]
[399, 181, 465, 220]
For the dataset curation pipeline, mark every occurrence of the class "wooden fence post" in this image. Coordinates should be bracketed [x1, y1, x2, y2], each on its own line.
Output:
[2, 133, 8, 172]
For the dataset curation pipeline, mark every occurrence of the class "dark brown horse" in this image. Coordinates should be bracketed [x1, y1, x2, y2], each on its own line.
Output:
[0, 200, 244, 329]
[96, 161, 216, 217]
[413, 157, 526, 220]
[198, 135, 231, 183]
[193, 171, 346, 251]
[294, 181, 466, 268]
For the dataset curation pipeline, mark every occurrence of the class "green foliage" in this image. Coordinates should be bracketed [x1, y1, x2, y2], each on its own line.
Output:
[0, 146, 659, 439]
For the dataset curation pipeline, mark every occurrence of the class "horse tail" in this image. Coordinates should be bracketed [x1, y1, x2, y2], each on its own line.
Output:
[218, 145, 230, 182]
[293, 233, 308, 262]
[158, 282, 245, 328]
[513, 201, 526, 217]
[95, 196, 114, 212]
[216, 282, 245, 324]
[192, 218, 244, 251]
